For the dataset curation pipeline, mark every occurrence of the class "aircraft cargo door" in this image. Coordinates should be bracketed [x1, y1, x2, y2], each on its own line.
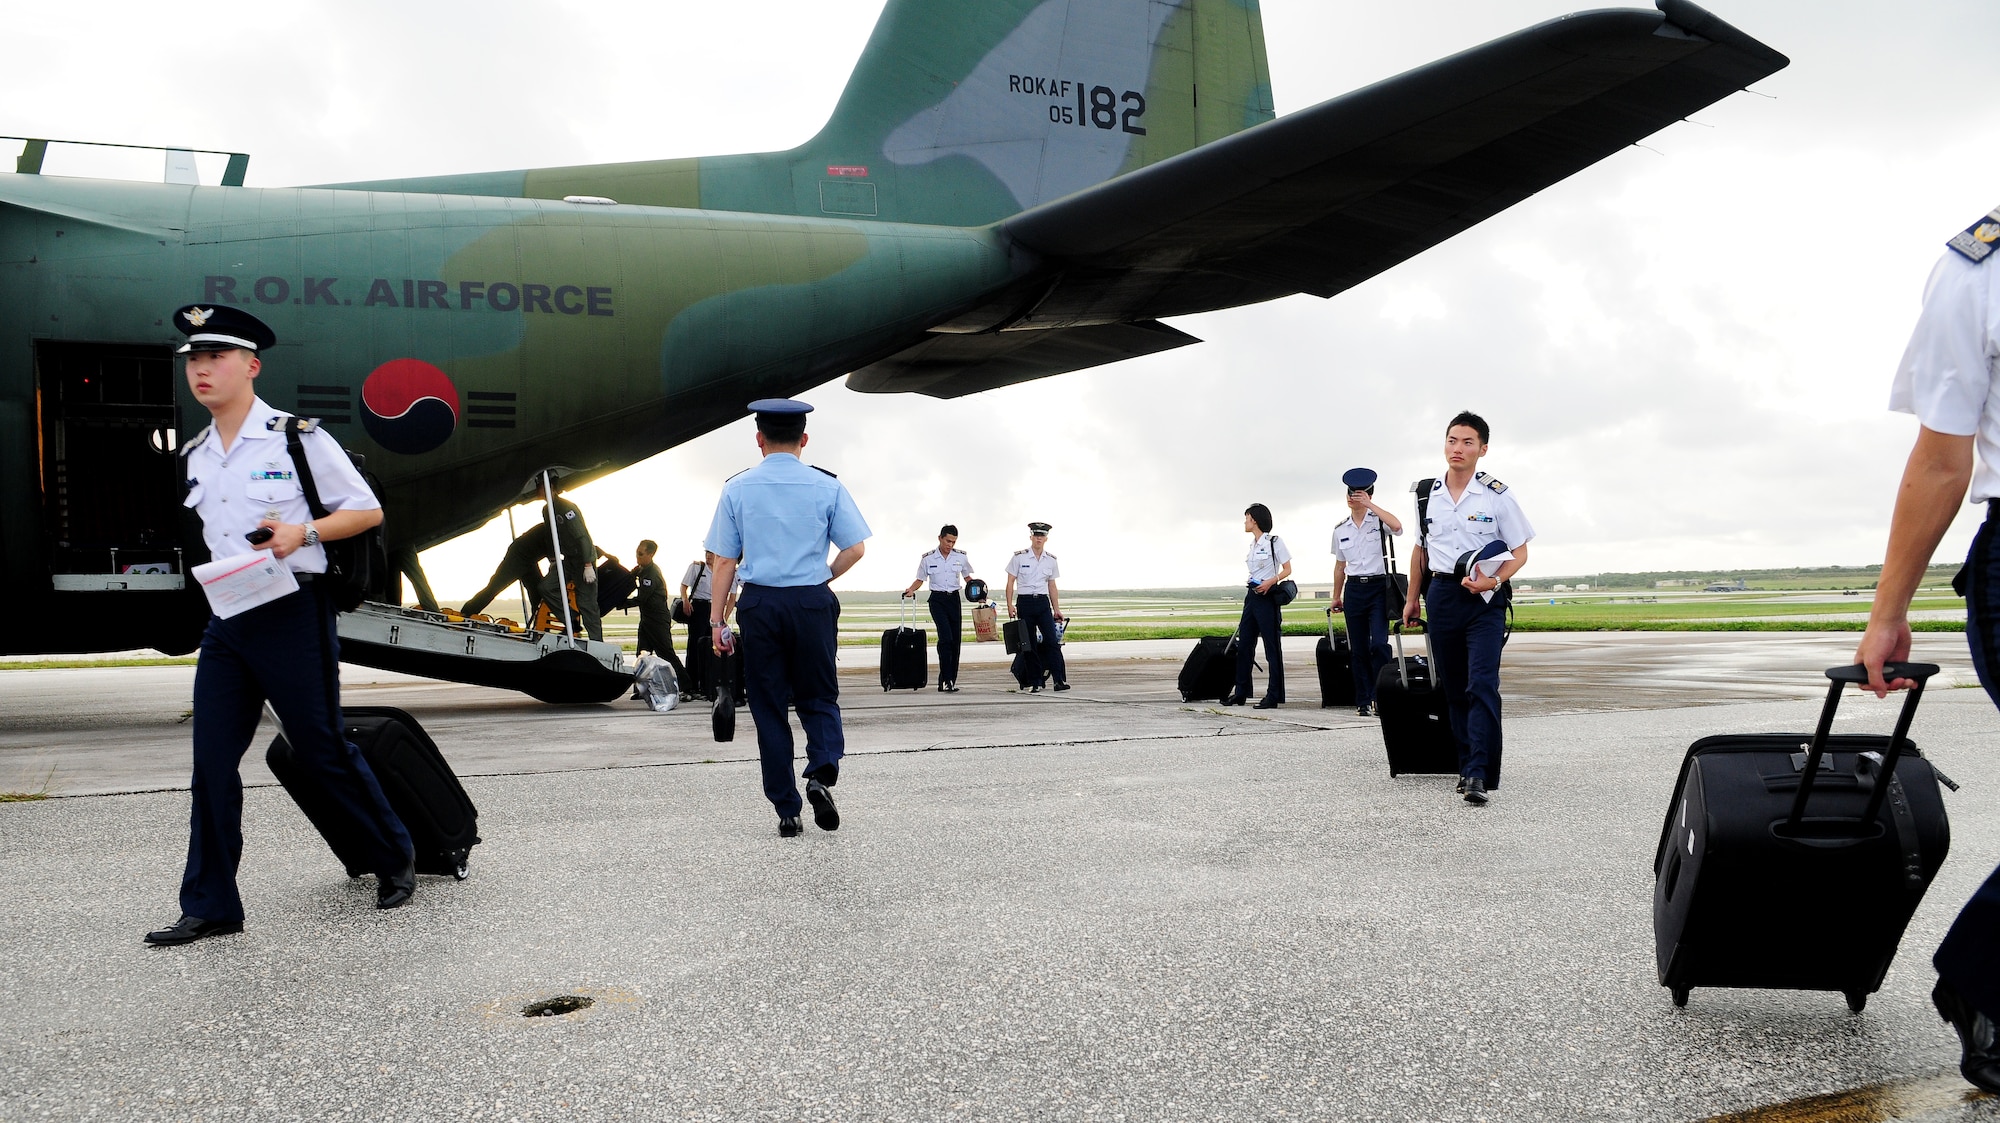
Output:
[35, 341, 186, 578]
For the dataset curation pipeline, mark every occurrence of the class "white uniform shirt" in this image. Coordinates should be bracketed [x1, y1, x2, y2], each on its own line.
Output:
[181, 397, 379, 576]
[915, 548, 975, 592]
[1420, 474, 1534, 573]
[1245, 533, 1292, 583]
[1332, 512, 1399, 576]
[1010, 549, 1060, 594]
[1890, 249, 2000, 501]
[681, 561, 715, 601]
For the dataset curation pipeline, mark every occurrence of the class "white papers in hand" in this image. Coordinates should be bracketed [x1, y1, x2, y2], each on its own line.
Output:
[1473, 549, 1514, 604]
[193, 551, 299, 618]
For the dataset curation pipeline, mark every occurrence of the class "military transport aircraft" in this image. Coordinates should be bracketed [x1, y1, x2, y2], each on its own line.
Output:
[2, 0, 1783, 684]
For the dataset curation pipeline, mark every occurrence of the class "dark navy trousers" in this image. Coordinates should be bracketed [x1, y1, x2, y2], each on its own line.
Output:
[1426, 578, 1506, 786]
[737, 582, 845, 819]
[1234, 585, 1286, 702]
[1341, 577, 1393, 707]
[183, 584, 411, 923]
[1940, 511, 2000, 1020]
[928, 590, 963, 685]
[1017, 594, 1067, 686]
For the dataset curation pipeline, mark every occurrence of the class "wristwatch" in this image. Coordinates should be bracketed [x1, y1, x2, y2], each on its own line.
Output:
[301, 522, 320, 548]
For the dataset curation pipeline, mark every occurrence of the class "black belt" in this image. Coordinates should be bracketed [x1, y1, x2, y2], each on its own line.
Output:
[1019, 592, 1049, 599]
[1347, 574, 1384, 583]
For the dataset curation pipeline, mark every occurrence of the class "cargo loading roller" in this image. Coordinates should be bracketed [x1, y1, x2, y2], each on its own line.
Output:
[336, 603, 633, 704]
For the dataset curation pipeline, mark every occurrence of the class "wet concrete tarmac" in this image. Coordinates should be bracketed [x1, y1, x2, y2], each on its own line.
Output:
[1, 632, 1996, 1121]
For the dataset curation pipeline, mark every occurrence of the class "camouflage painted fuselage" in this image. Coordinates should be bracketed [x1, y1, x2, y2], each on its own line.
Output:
[0, 174, 1014, 552]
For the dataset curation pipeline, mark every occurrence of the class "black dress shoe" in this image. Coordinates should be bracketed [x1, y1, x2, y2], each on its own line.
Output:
[1463, 776, 1489, 805]
[1356, 706, 1371, 717]
[778, 816, 803, 838]
[1934, 978, 2000, 1094]
[806, 778, 840, 831]
[1053, 681, 1071, 692]
[1255, 696, 1280, 709]
[942, 682, 958, 693]
[144, 915, 243, 946]
[377, 861, 417, 910]
[1455, 776, 1467, 795]
[1222, 693, 1248, 707]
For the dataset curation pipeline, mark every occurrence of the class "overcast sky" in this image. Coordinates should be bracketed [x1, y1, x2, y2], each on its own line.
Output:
[12, 1, 2000, 596]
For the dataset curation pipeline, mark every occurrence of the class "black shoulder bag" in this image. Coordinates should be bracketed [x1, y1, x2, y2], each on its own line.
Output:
[1268, 534, 1299, 606]
[281, 417, 386, 612]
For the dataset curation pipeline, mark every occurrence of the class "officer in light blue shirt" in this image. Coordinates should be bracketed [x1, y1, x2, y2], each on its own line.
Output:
[705, 399, 872, 838]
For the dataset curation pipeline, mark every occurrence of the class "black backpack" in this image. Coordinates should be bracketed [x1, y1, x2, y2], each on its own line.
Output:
[280, 417, 387, 612]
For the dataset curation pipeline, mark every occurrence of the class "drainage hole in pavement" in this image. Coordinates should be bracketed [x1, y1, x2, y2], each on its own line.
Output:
[521, 995, 594, 1018]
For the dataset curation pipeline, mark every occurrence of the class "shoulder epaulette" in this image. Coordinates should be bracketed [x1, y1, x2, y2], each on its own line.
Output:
[1477, 471, 1507, 494]
[180, 425, 213, 457]
[812, 465, 837, 478]
[1012, 548, 1029, 557]
[1947, 206, 2000, 264]
[268, 415, 320, 433]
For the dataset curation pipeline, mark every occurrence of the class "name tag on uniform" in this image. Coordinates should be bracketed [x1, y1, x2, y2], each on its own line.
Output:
[193, 550, 299, 618]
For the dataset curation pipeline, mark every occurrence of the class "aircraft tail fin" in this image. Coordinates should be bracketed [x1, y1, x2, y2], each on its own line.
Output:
[312, 0, 1276, 226]
[788, 0, 1274, 226]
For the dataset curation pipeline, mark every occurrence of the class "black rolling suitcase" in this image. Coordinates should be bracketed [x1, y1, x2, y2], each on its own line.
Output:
[881, 598, 928, 690]
[1376, 622, 1459, 777]
[1653, 663, 1955, 1012]
[1316, 612, 1354, 708]
[267, 705, 481, 880]
[1004, 619, 1044, 688]
[1179, 634, 1238, 703]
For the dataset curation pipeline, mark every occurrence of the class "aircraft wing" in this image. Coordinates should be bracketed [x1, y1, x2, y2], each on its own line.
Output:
[993, 0, 1788, 326]
[847, 320, 1200, 399]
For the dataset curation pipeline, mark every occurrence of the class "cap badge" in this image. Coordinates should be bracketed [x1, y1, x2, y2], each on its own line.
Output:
[183, 307, 213, 327]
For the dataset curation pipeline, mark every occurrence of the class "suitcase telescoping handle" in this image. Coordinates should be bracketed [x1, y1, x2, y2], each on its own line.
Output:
[1388, 619, 1426, 688]
[1787, 662, 1939, 828]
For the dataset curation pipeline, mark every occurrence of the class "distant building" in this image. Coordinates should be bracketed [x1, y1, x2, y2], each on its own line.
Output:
[1552, 584, 1571, 592]
[1575, 583, 1590, 592]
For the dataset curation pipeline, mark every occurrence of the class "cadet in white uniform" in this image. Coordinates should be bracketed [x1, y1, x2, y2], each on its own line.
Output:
[147, 304, 414, 947]
[1006, 522, 1067, 691]
[1403, 411, 1533, 806]
[1332, 468, 1404, 716]
[902, 524, 974, 691]
[1854, 206, 2000, 1094]
[1228, 503, 1293, 708]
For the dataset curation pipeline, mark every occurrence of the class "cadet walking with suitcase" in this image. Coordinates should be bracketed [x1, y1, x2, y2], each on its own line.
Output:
[705, 399, 871, 838]
[1226, 504, 1292, 709]
[1402, 411, 1533, 806]
[147, 304, 415, 946]
[1007, 523, 1068, 692]
[903, 525, 974, 692]
[1331, 468, 1403, 716]
[1853, 205, 2000, 1094]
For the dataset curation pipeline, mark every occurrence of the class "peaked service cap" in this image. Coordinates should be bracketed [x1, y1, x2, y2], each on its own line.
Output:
[173, 304, 276, 354]
[1341, 467, 1378, 490]
[747, 398, 813, 418]
[1028, 522, 1052, 534]
[1453, 539, 1513, 579]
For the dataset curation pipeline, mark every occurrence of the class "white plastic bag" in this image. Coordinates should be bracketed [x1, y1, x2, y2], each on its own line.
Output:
[633, 654, 679, 713]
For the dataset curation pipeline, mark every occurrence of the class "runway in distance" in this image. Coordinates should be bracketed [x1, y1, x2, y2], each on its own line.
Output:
[1, 0, 1786, 661]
